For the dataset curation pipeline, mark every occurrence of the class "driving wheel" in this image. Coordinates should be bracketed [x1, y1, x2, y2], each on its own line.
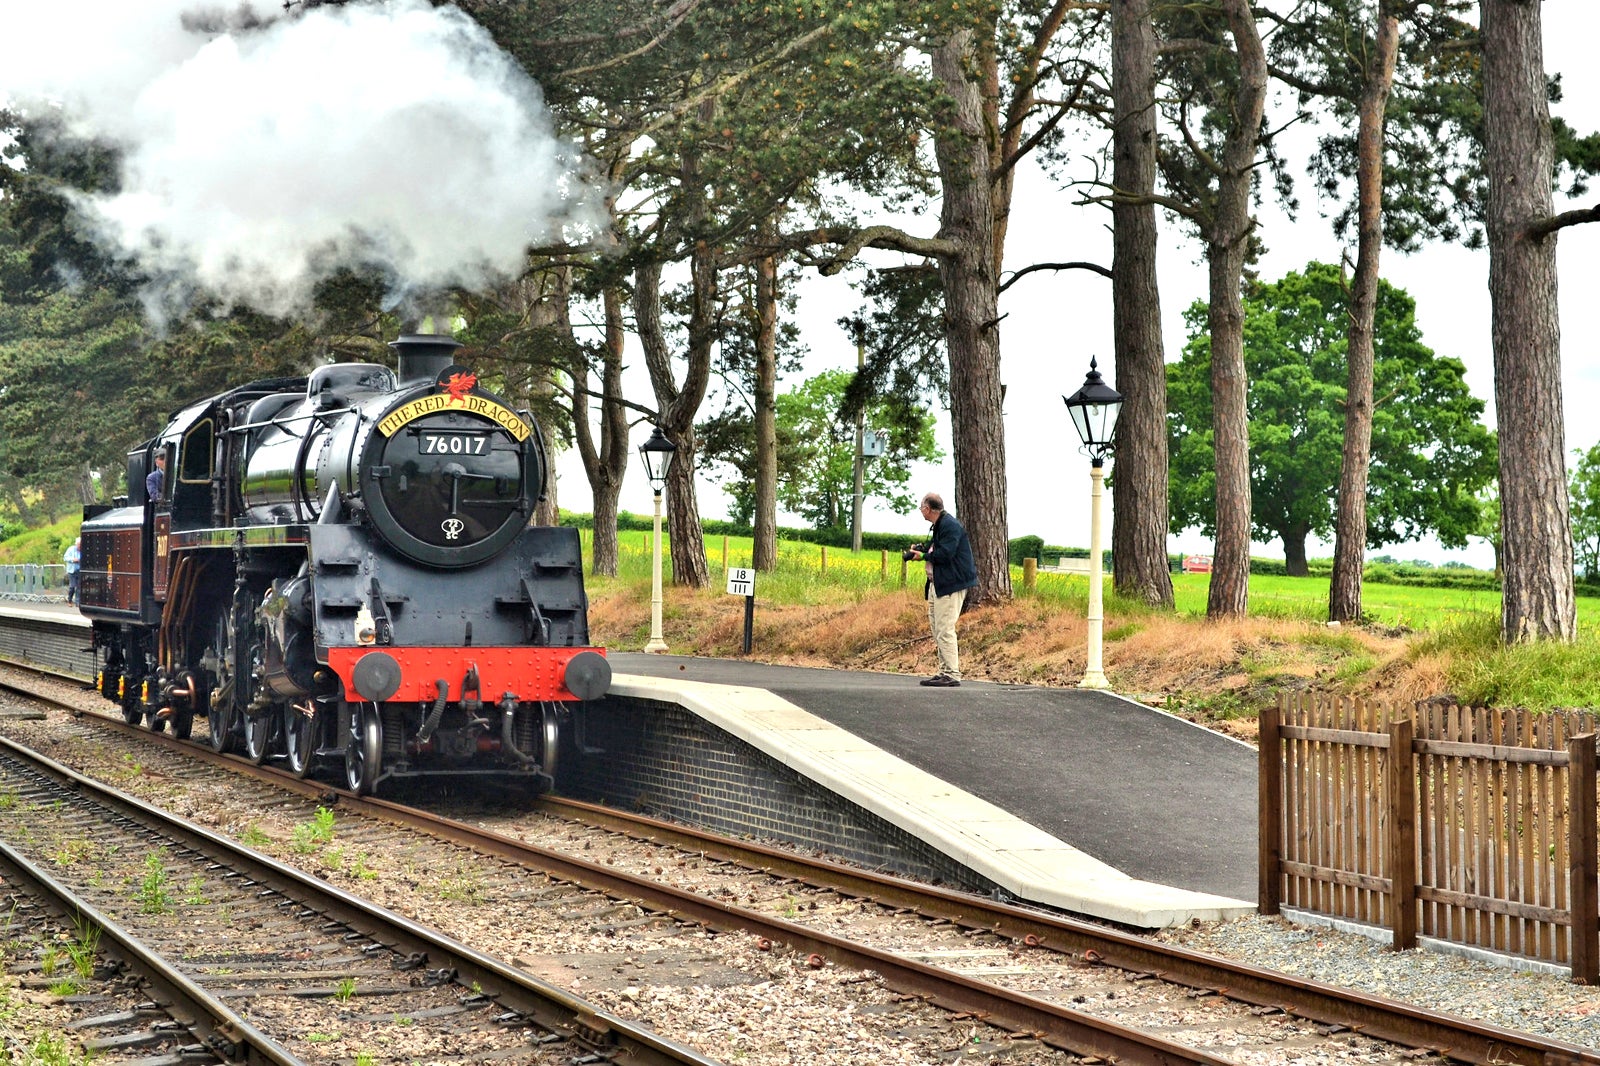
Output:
[284, 702, 318, 778]
[344, 701, 381, 794]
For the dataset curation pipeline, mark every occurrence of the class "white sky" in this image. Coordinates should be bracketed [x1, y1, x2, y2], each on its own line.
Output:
[559, 3, 1600, 571]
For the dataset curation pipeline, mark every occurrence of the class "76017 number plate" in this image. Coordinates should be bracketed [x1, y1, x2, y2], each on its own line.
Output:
[420, 433, 488, 455]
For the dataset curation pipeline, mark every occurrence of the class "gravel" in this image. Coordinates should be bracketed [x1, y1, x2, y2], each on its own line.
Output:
[1154, 911, 1600, 1049]
[8, 663, 1600, 1058]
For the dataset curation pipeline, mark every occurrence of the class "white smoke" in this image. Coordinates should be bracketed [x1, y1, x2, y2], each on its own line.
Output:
[0, 0, 601, 319]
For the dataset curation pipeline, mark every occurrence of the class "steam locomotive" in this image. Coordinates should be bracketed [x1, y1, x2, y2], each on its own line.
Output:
[77, 334, 610, 794]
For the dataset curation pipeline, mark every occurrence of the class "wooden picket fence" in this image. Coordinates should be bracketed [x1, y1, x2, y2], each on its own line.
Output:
[1259, 693, 1599, 981]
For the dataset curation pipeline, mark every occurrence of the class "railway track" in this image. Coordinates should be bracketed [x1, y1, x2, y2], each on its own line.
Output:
[0, 734, 720, 1066]
[5, 659, 1600, 1064]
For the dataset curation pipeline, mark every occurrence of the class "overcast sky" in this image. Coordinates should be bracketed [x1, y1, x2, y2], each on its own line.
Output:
[562, 4, 1599, 572]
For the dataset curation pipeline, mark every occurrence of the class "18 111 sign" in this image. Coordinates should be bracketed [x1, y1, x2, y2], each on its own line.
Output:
[726, 568, 755, 597]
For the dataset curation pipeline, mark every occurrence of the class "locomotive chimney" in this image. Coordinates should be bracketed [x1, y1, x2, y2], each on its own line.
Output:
[389, 333, 464, 385]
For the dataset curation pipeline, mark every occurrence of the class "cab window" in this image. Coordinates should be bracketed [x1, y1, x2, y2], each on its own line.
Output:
[179, 419, 214, 483]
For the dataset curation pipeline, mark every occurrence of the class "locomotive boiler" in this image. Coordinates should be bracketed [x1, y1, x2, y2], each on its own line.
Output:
[77, 334, 610, 794]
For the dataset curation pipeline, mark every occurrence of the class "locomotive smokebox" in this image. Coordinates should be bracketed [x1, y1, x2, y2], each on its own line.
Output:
[389, 333, 464, 385]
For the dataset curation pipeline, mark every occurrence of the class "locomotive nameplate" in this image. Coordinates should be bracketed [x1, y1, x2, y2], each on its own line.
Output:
[376, 394, 531, 441]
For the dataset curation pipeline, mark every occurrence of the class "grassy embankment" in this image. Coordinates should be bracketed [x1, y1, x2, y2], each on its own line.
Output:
[586, 528, 1600, 738]
[11, 518, 1600, 734]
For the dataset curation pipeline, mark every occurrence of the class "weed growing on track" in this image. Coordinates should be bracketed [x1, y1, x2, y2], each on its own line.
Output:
[137, 851, 172, 915]
[291, 807, 336, 853]
[66, 920, 97, 979]
[22, 1032, 86, 1066]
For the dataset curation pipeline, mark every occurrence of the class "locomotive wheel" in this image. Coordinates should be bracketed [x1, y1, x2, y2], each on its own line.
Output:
[540, 702, 561, 783]
[283, 704, 317, 778]
[243, 710, 273, 766]
[145, 709, 167, 735]
[120, 692, 141, 726]
[207, 702, 235, 754]
[344, 701, 381, 795]
[205, 614, 236, 754]
[167, 671, 197, 741]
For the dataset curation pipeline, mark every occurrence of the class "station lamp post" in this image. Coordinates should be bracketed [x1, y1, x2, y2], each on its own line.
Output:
[638, 425, 677, 654]
[1063, 358, 1124, 689]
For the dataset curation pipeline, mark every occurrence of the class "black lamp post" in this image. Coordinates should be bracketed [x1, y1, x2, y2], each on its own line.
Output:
[1063, 359, 1125, 688]
[637, 426, 677, 652]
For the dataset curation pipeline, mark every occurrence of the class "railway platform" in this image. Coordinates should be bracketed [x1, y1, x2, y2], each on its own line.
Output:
[0, 600, 1256, 928]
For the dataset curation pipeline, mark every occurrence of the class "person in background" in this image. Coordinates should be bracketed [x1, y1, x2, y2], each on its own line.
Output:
[146, 451, 166, 502]
[63, 537, 81, 605]
[905, 492, 977, 687]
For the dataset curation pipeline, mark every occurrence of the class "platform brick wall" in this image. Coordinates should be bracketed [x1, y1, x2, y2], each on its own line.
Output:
[0, 614, 96, 678]
[559, 695, 1002, 896]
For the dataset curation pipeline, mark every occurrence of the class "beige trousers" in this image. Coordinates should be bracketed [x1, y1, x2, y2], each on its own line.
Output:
[926, 585, 966, 679]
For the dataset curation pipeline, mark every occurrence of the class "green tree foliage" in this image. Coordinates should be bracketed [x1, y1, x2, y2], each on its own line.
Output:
[837, 267, 948, 422]
[1569, 445, 1600, 581]
[1168, 263, 1496, 574]
[0, 114, 149, 517]
[699, 368, 940, 530]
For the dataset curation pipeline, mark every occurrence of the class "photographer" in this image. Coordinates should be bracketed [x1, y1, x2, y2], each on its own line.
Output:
[906, 493, 977, 687]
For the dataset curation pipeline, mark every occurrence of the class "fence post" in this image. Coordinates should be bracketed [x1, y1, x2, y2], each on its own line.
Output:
[722, 535, 728, 572]
[820, 545, 827, 574]
[1023, 558, 1037, 593]
[1387, 716, 1417, 951]
[1258, 696, 1283, 915]
[880, 550, 888, 581]
[900, 554, 908, 587]
[1568, 733, 1598, 984]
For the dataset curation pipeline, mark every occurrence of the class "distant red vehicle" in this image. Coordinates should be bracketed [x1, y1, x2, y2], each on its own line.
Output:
[1182, 554, 1214, 574]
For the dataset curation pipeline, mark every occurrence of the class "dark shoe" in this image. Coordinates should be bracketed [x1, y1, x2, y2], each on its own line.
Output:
[920, 674, 960, 687]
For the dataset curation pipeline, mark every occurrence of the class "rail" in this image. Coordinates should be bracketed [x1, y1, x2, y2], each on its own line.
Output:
[7, 664, 1597, 1066]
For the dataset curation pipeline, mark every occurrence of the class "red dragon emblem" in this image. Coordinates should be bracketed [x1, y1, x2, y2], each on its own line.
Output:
[442, 370, 478, 405]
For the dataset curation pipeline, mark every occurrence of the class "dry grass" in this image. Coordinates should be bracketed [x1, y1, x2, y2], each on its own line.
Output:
[587, 581, 1444, 742]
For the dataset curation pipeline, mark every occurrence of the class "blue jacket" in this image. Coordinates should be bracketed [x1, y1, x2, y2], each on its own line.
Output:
[146, 466, 164, 501]
[924, 511, 978, 598]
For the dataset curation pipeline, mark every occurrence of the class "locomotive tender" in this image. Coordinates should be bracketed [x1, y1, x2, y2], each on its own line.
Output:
[78, 334, 610, 793]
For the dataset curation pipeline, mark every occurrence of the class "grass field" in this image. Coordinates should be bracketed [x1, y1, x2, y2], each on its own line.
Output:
[597, 526, 1554, 629]
[587, 527, 1600, 712]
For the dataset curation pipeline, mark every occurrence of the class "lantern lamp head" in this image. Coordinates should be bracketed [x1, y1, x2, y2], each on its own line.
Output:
[638, 425, 677, 493]
[1062, 358, 1124, 464]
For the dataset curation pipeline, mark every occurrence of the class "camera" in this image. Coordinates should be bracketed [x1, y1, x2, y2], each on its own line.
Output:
[903, 544, 924, 561]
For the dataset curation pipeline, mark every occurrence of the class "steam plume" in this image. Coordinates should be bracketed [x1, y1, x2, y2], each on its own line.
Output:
[1, 0, 599, 319]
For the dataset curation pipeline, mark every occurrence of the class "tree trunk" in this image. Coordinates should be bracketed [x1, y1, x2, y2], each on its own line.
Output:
[1110, 0, 1174, 610]
[573, 285, 630, 577]
[525, 266, 572, 528]
[930, 27, 1012, 606]
[1482, 0, 1575, 642]
[1282, 526, 1309, 577]
[635, 255, 713, 590]
[664, 429, 708, 588]
[1329, 3, 1399, 624]
[1204, 0, 1267, 622]
[753, 251, 779, 571]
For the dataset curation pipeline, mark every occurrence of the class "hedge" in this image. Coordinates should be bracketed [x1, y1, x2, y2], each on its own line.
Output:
[555, 511, 1511, 591]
